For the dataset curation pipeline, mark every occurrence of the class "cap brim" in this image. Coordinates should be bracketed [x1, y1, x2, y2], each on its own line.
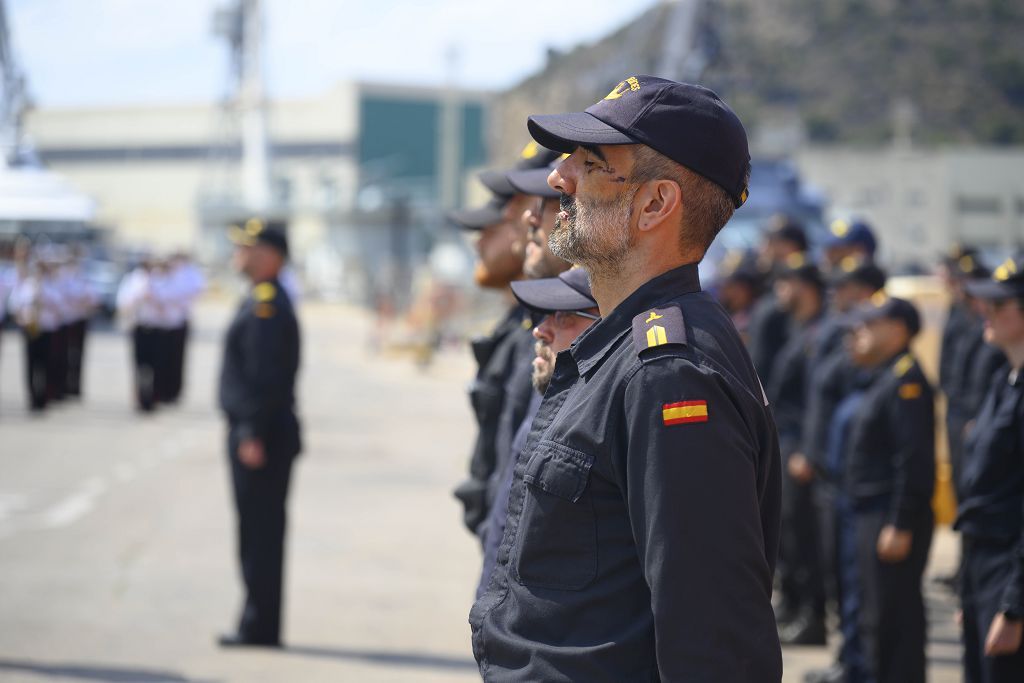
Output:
[447, 202, 505, 230]
[511, 277, 596, 313]
[478, 169, 516, 197]
[228, 226, 257, 247]
[506, 166, 559, 198]
[527, 112, 635, 154]
[965, 279, 1022, 300]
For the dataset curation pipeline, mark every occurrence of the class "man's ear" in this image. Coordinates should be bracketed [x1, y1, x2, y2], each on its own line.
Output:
[635, 179, 682, 233]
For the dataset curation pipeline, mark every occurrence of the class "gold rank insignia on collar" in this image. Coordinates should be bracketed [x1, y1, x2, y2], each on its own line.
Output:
[632, 305, 686, 353]
[894, 353, 915, 378]
[252, 282, 276, 302]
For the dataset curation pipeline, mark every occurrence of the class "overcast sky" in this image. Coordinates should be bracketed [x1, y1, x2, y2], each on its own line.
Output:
[8, 0, 661, 108]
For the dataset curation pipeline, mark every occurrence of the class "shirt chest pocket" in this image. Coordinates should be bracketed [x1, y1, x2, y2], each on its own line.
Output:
[513, 440, 598, 591]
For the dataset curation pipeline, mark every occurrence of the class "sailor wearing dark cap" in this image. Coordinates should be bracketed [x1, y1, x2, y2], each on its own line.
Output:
[799, 255, 889, 683]
[713, 249, 763, 343]
[939, 247, 1006, 487]
[449, 150, 545, 539]
[767, 254, 829, 645]
[475, 268, 598, 600]
[470, 76, 782, 681]
[217, 218, 301, 648]
[955, 257, 1024, 682]
[823, 219, 878, 272]
[842, 294, 935, 683]
[748, 214, 809, 388]
[506, 155, 572, 280]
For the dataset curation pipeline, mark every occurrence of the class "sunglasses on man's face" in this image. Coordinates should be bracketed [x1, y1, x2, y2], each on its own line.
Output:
[549, 310, 600, 327]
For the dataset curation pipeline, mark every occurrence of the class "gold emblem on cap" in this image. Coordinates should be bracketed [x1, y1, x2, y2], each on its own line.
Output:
[995, 259, 1017, 282]
[520, 141, 539, 159]
[871, 291, 888, 307]
[604, 76, 641, 101]
[830, 219, 849, 237]
[786, 252, 806, 268]
[840, 256, 858, 272]
[958, 255, 975, 274]
[245, 218, 264, 236]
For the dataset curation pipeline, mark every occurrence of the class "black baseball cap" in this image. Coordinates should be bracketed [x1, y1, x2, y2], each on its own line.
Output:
[715, 249, 761, 287]
[965, 256, 1024, 300]
[942, 245, 990, 280]
[447, 196, 506, 231]
[764, 214, 808, 251]
[847, 294, 921, 337]
[510, 267, 597, 314]
[825, 219, 877, 256]
[527, 75, 750, 207]
[775, 252, 825, 290]
[228, 217, 289, 258]
[505, 156, 566, 199]
[478, 142, 562, 197]
[831, 256, 887, 292]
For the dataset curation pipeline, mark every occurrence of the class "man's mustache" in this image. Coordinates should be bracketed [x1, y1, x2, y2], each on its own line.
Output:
[559, 194, 575, 215]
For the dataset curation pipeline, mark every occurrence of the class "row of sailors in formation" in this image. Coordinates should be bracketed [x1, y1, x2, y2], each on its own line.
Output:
[0, 245, 206, 413]
[115, 256, 206, 331]
[0, 245, 103, 412]
[115, 256, 206, 412]
[1, 252, 99, 335]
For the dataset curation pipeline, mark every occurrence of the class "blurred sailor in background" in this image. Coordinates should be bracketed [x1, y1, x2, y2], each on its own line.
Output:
[63, 247, 99, 399]
[117, 258, 166, 412]
[956, 257, 1024, 682]
[218, 219, 301, 648]
[10, 254, 62, 412]
[450, 143, 558, 540]
[844, 296, 934, 683]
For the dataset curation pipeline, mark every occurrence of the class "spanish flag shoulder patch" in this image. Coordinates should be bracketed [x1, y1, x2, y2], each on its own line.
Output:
[632, 304, 686, 354]
[663, 400, 709, 426]
[898, 383, 922, 400]
[254, 302, 276, 319]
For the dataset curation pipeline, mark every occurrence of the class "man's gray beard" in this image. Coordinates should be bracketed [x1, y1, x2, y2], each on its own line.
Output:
[532, 342, 554, 395]
[548, 190, 636, 277]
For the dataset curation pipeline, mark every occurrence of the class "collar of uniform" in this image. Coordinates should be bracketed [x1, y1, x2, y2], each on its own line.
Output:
[570, 263, 701, 376]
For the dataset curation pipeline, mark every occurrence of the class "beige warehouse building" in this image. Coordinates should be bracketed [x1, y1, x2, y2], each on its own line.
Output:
[25, 81, 491, 269]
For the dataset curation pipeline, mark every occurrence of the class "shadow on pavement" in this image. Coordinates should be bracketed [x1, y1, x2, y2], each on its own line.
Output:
[0, 660, 216, 682]
[285, 644, 477, 671]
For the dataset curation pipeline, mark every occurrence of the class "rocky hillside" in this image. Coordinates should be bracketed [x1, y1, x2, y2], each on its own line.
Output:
[494, 0, 1024, 159]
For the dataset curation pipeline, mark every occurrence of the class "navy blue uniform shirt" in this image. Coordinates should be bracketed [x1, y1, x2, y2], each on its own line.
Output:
[218, 278, 301, 457]
[843, 352, 935, 528]
[955, 365, 1024, 616]
[470, 263, 782, 682]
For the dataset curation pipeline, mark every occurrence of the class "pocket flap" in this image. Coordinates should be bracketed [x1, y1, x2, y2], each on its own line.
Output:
[523, 441, 595, 503]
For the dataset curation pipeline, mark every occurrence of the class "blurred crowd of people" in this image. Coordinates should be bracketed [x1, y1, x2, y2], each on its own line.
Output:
[0, 240, 99, 412]
[715, 217, 1024, 683]
[0, 240, 205, 414]
[115, 254, 205, 412]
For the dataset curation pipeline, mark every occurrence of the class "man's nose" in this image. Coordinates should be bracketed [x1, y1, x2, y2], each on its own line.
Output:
[548, 153, 578, 195]
[533, 317, 555, 342]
